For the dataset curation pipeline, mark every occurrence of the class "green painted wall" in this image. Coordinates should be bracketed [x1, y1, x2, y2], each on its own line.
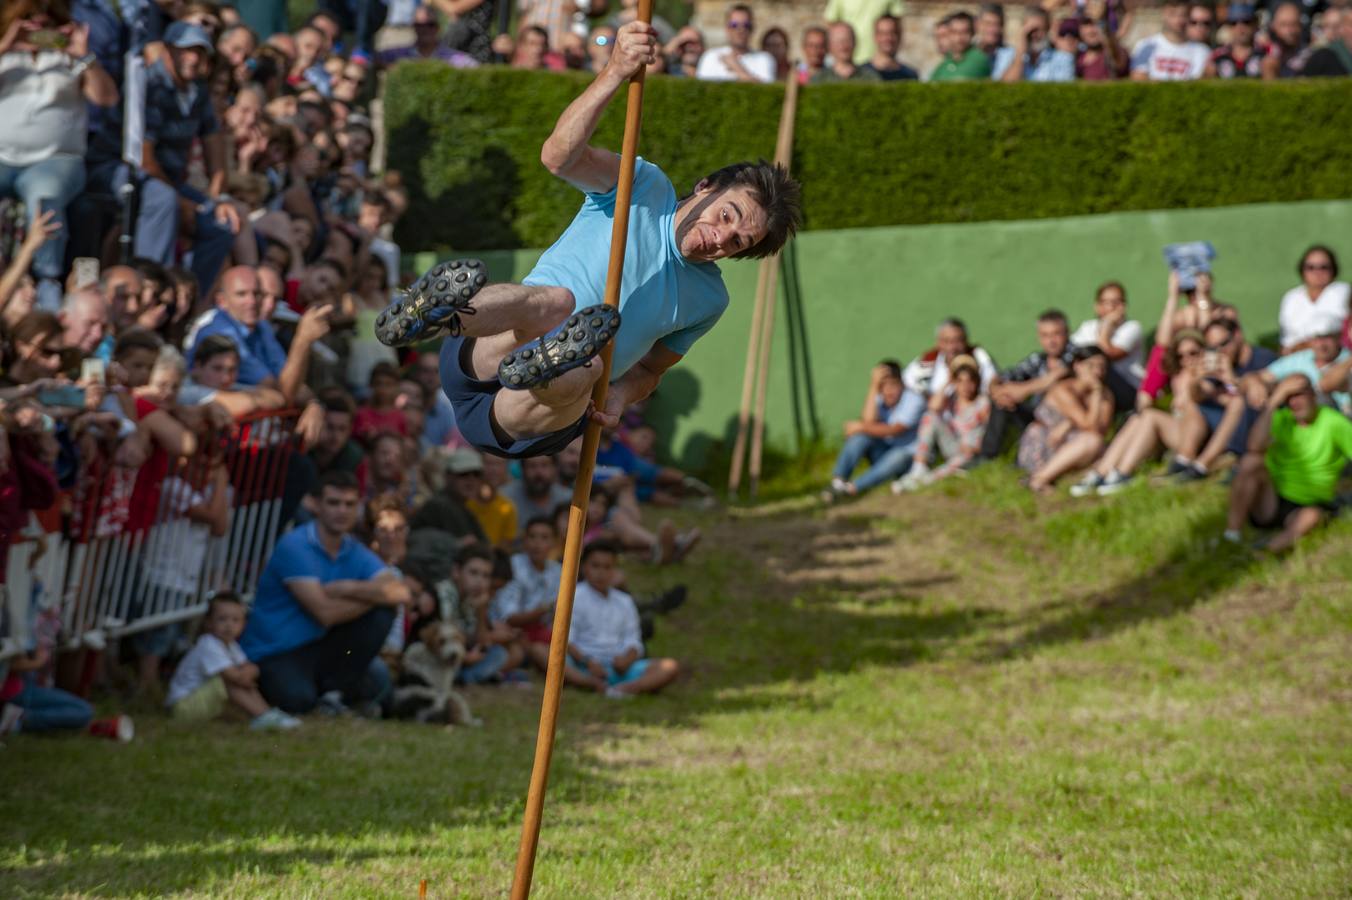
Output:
[412, 198, 1352, 469]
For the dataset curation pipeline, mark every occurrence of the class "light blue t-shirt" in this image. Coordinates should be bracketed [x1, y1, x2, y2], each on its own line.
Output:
[881, 390, 927, 449]
[523, 158, 730, 379]
[1265, 348, 1351, 412]
[991, 46, 1075, 82]
[241, 522, 389, 661]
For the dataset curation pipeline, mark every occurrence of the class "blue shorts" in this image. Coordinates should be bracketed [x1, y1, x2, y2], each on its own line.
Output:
[439, 335, 586, 460]
[566, 655, 651, 686]
[1198, 400, 1258, 456]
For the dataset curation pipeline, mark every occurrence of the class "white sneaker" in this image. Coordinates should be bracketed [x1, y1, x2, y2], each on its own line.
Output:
[251, 708, 303, 731]
[1096, 471, 1134, 495]
[604, 687, 635, 700]
[0, 703, 24, 737]
[830, 477, 848, 493]
[1069, 472, 1104, 498]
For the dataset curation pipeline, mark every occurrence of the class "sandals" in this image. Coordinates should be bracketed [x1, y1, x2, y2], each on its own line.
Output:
[375, 258, 488, 347]
[498, 305, 621, 390]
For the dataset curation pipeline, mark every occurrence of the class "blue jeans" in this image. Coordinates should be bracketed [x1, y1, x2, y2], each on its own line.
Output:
[14, 678, 93, 733]
[457, 644, 508, 685]
[0, 154, 86, 309]
[86, 162, 234, 294]
[832, 434, 916, 492]
[256, 606, 396, 714]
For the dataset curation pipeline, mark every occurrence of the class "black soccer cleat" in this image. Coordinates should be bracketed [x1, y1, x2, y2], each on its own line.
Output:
[374, 258, 488, 347]
[498, 305, 621, 390]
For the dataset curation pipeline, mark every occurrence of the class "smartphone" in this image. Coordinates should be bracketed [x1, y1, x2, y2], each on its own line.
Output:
[38, 385, 87, 408]
[80, 357, 107, 384]
[28, 28, 69, 50]
[74, 257, 100, 289]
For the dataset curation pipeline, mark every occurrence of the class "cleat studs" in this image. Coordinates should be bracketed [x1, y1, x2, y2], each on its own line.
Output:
[436, 278, 448, 291]
[583, 343, 594, 354]
[568, 316, 579, 327]
[528, 365, 539, 375]
[598, 331, 610, 342]
[522, 349, 533, 359]
[590, 317, 602, 327]
[510, 375, 522, 385]
[565, 350, 577, 360]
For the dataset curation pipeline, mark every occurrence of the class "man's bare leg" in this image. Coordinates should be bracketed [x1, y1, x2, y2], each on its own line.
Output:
[1226, 452, 1276, 534]
[612, 657, 680, 695]
[1268, 506, 1323, 553]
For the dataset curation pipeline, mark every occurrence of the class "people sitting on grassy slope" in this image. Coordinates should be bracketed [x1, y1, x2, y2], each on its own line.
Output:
[1018, 346, 1115, 493]
[894, 354, 990, 492]
[1224, 375, 1352, 552]
[981, 309, 1077, 459]
[822, 360, 925, 502]
[166, 591, 300, 731]
[565, 541, 680, 698]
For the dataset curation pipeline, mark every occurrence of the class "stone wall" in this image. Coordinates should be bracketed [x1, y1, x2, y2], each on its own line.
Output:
[690, 0, 1167, 77]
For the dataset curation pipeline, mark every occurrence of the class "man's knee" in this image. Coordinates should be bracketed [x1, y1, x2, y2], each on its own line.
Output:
[259, 668, 318, 714]
[542, 286, 575, 316]
[1236, 452, 1267, 479]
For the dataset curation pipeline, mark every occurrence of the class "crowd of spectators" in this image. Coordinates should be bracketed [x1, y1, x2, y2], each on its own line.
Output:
[374, 0, 1352, 84]
[0, 0, 714, 741]
[825, 244, 1352, 555]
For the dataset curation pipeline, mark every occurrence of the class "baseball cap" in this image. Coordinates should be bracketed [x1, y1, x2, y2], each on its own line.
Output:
[165, 21, 215, 53]
[1226, 3, 1257, 22]
[444, 447, 484, 475]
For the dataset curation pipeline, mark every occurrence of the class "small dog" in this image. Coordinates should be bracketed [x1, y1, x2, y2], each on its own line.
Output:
[391, 621, 480, 726]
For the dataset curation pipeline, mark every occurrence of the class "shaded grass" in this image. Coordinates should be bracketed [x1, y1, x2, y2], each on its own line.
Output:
[2, 465, 1350, 898]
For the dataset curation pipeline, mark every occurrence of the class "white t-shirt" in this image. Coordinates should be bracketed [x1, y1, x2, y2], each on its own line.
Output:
[1278, 281, 1350, 349]
[167, 633, 247, 707]
[569, 581, 642, 663]
[1130, 34, 1210, 80]
[1071, 317, 1145, 383]
[695, 48, 777, 82]
[903, 346, 999, 398]
[0, 50, 88, 166]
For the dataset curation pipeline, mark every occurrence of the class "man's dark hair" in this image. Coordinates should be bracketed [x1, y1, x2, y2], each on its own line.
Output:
[727, 3, 754, 20]
[697, 160, 802, 260]
[879, 359, 903, 380]
[192, 334, 240, 368]
[948, 11, 975, 29]
[938, 316, 968, 335]
[297, 99, 332, 129]
[309, 256, 347, 280]
[979, 3, 1006, 21]
[1298, 244, 1339, 279]
[804, 24, 827, 40]
[1095, 280, 1127, 303]
[113, 327, 163, 361]
[581, 539, 621, 565]
[524, 515, 558, 535]
[220, 23, 257, 46]
[1204, 317, 1238, 339]
[521, 24, 549, 42]
[207, 590, 244, 617]
[304, 10, 341, 32]
[875, 13, 901, 29]
[455, 542, 494, 568]
[369, 361, 400, 386]
[1071, 344, 1106, 363]
[131, 256, 169, 287]
[315, 469, 360, 497]
[1037, 309, 1068, 328]
[1023, 6, 1049, 26]
[318, 385, 357, 417]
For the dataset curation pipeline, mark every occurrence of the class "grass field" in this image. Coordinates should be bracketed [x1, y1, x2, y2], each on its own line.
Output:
[3, 462, 1350, 898]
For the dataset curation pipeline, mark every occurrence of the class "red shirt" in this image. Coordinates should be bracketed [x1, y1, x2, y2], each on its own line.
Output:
[353, 406, 408, 444]
[128, 397, 171, 533]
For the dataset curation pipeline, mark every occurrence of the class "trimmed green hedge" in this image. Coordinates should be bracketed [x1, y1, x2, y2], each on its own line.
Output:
[384, 67, 1352, 250]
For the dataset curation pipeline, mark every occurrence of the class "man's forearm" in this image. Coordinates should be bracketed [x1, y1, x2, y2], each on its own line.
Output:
[611, 361, 663, 410]
[540, 69, 626, 177]
[327, 578, 392, 605]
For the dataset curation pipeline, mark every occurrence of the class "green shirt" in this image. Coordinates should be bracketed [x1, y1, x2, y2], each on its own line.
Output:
[1266, 406, 1352, 506]
[929, 47, 993, 82]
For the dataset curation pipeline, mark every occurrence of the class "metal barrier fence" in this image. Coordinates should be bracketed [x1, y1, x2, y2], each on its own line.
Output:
[1, 410, 300, 661]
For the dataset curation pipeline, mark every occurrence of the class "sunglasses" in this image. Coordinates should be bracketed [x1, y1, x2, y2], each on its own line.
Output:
[727, 20, 753, 30]
[1179, 348, 1203, 359]
[1304, 262, 1333, 270]
[1188, 18, 1212, 25]
[1231, 16, 1256, 24]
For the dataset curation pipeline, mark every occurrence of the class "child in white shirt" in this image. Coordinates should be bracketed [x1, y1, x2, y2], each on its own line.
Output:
[565, 541, 680, 698]
[166, 592, 300, 731]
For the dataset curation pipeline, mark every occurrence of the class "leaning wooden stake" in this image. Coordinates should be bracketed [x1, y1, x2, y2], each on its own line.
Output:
[510, 3, 652, 897]
[744, 71, 801, 498]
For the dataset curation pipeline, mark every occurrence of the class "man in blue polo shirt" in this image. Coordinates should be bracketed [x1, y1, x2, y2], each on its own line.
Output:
[242, 471, 411, 714]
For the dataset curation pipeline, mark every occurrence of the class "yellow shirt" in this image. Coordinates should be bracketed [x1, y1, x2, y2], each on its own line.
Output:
[467, 493, 518, 549]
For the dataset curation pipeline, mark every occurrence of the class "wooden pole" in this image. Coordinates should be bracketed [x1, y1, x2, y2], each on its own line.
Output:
[747, 71, 801, 498]
[726, 252, 771, 496]
[510, 4, 651, 897]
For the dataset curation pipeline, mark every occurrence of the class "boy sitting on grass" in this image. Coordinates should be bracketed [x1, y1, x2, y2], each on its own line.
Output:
[565, 541, 680, 699]
[453, 545, 527, 685]
[491, 516, 563, 671]
[166, 592, 301, 731]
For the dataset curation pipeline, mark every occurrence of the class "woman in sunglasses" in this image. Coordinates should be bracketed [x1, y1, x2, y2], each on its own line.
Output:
[1279, 245, 1348, 354]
